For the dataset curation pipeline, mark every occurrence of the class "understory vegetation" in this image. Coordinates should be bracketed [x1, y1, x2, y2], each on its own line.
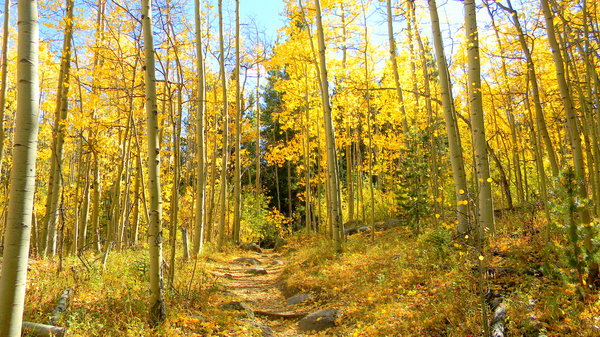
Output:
[22, 210, 599, 336]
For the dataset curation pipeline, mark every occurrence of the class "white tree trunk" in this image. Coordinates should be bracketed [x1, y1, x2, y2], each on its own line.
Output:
[464, 0, 494, 236]
[314, 0, 343, 251]
[142, 0, 166, 325]
[0, 0, 40, 335]
[193, 0, 206, 256]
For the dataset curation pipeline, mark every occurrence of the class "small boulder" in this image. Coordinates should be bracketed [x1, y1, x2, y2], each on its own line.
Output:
[234, 257, 262, 265]
[274, 237, 288, 250]
[298, 308, 341, 332]
[239, 242, 262, 253]
[221, 301, 251, 311]
[221, 301, 255, 318]
[286, 293, 311, 305]
[344, 220, 364, 228]
[344, 225, 371, 236]
[271, 260, 284, 266]
[249, 320, 274, 337]
[247, 268, 268, 275]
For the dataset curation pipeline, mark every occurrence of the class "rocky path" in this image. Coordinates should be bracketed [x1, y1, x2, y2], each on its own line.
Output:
[211, 249, 307, 336]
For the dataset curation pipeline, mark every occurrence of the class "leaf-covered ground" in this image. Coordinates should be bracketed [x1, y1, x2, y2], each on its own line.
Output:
[21, 214, 600, 336]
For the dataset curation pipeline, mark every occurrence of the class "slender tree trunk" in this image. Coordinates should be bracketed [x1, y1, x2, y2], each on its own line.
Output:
[169, 88, 182, 284]
[485, 3, 524, 206]
[428, 0, 469, 233]
[408, 0, 440, 222]
[44, 0, 75, 257]
[0, 0, 40, 334]
[0, 0, 10, 179]
[255, 63, 261, 193]
[217, 0, 229, 251]
[90, 156, 101, 252]
[233, 0, 241, 244]
[465, 0, 494, 237]
[386, 0, 409, 134]
[314, 0, 342, 252]
[523, 79, 552, 234]
[359, 0, 376, 241]
[286, 131, 293, 218]
[78, 154, 90, 250]
[142, 0, 166, 325]
[206, 89, 220, 242]
[496, 0, 559, 178]
[339, 3, 354, 225]
[541, 0, 599, 285]
[193, 0, 206, 255]
[304, 69, 312, 232]
[131, 163, 141, 245]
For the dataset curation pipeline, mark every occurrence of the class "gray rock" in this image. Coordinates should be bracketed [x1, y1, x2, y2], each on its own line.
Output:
[344, 220, 364, 228]
[345, 219, 405, 236]
[234, 257, 262, 265]
[274, 237, 288, 250]
[239, 242, 263, 253]
[220, 301, 249, 311]
[286, 293, 311, 305]
[221, 301, 254, 317]
[247, 268, 268, 275]
[344, 225, 372, 236]
[249, 320, 274, 337]
[271, 260, 284, 266]
[298, 308, 341, 332]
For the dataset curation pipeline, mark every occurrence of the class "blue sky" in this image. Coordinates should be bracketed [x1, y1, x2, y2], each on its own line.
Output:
[239, 0, 286, 42]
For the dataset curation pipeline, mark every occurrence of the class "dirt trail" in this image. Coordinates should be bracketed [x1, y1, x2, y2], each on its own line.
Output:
[211, 249, 308, 336]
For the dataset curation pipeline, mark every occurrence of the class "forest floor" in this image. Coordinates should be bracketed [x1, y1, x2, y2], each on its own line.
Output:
[208, 249, 309, 336]
[17, 211, 600, 336]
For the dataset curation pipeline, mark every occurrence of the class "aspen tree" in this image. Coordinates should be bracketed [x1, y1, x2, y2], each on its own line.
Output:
[339, 3, 354, 224]
[427, 0, 469, 233]
[314, 0, 342, 251]
[89, 0, 106, 254]
[255, 54, 261, 193]
[464, 0, 494, 236]
[541, 0, 599, 285]
[217, 0, 229, 251]
[206, 87, 220, 242]
[0, 0, 10, 179]
[43, 0, 75, 257]
[142, 0, 166, 324]
[408, 0, 440, 222]
[360, 0, 375, 241]
[0, 0, 40, 334]
[286, 131, 293, 218]
[193, 0, 206, 255]
[233, 0, 241, 244]
[303, 66, 312, 232]
[386, 0, 409, 134]
[484, 2, 524, 206]
[496, 0, 559, 178]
